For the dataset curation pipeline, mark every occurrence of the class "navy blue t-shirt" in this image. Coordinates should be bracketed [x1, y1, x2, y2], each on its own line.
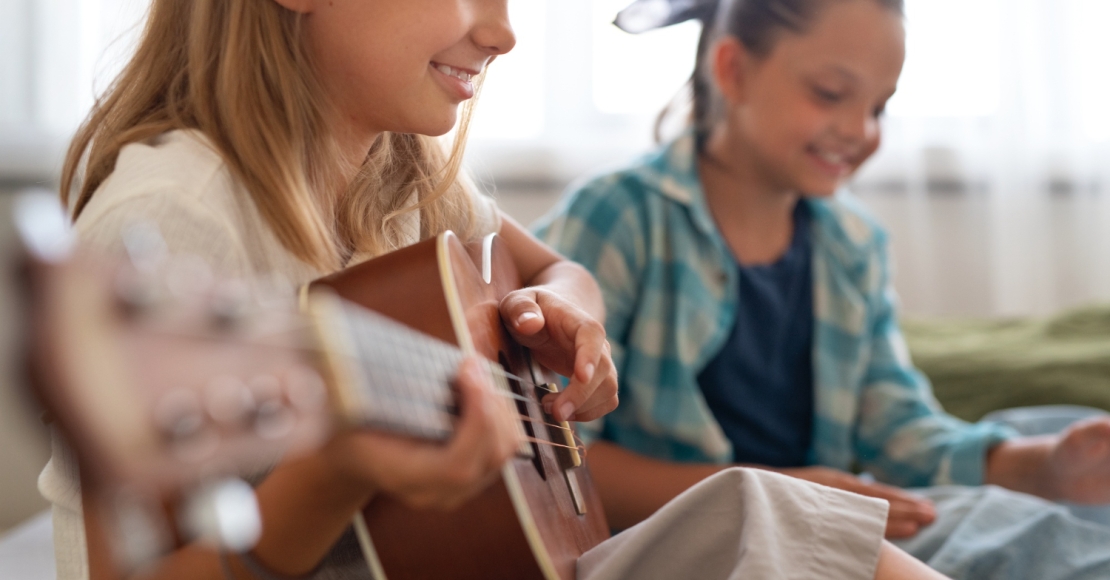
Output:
[696, 201, 815, 468]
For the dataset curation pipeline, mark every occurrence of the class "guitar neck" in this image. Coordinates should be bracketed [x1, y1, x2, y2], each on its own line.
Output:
[309, 292, 501, 442]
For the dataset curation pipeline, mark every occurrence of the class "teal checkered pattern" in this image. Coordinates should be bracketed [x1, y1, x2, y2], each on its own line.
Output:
[534, 132, 1016, 487]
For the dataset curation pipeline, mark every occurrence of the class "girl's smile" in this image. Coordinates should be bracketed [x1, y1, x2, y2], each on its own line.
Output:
[430, 61, 485, 101]
[805, 143, 867, 179]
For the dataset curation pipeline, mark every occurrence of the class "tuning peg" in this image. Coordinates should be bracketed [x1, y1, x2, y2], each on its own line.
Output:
[208, 280, 252, 331]
[250, 374, 296, 441]
[154, 388, 218, 462]
[113, 267, 163, 318]
[204, 376, 256, 425]
[180, 477, 262, 553]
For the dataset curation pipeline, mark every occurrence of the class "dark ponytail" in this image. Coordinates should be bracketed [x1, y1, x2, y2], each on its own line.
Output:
[649, 0, 904, 150]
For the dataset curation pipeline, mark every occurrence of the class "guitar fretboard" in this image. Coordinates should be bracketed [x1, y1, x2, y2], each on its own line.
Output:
[331, 299, 466, 440]
[328, 298, 528, 454]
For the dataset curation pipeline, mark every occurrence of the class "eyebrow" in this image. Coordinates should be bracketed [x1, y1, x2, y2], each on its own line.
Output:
[814, 64, 899, 98]
[821, 65, 860, 84]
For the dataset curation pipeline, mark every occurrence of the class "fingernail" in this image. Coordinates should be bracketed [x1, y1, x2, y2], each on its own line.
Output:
[517, 312, 539, 326]
[583, 363, 596, 381]
[543, 400, 554, 415]
[558, 401, 575, 421]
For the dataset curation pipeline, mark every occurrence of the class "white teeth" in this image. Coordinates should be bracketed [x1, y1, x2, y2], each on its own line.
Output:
[434, 63, 473, 82]
[817, 150, 846, 165]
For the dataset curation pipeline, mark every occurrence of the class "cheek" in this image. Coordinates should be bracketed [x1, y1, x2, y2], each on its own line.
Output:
[758, 102, 828, 158]
[306, 9, 427, 111]
[853, 128, 883, 170]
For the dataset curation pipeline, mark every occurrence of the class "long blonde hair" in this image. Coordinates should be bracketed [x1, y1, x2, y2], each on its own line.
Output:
[62, 0, 487, 271]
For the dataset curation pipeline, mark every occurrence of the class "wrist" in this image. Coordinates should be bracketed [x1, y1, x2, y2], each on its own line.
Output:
[985, 436, 1059, 499]
[249, 451, 376, 576]
[317, 440, 380, 506]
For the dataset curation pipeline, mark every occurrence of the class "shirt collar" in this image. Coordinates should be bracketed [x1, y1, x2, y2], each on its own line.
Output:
[646, 129, 872, 272]
[645, 130, 724, 240]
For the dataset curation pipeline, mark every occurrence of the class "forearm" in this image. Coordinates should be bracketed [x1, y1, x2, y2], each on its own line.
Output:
[498, 212, 605, 323]
[127, 453, 373, 580]
[587, 441, 726, 529]
[984, 436, 1058, 499]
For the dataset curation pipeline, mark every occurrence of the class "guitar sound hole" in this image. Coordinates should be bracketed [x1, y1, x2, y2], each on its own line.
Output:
[499, 352, 546, 480]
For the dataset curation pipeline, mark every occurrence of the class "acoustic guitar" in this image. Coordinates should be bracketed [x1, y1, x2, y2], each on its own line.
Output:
[309, 230, 610, 580]
[16, 193, 609, 579]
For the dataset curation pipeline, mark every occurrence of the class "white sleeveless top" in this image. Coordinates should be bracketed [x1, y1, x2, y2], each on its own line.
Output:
[39, 130, 499, 579]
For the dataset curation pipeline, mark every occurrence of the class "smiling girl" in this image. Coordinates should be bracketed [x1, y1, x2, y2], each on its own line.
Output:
[539, 0, 1110, 577]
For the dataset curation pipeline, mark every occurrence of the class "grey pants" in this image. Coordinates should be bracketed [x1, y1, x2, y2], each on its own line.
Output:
[894, 485, 1110, 580]
[892, 405, 1110, 580]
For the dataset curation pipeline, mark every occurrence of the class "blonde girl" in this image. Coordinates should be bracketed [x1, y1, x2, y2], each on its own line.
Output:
[46, 0, 942, 579]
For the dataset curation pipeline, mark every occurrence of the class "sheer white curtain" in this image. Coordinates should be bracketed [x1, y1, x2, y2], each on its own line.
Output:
[0, 0, 146, 181]
[854, 0, 1110, 316]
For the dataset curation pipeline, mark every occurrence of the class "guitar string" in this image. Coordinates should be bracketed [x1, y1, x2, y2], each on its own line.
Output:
[330, 349, 576, 435]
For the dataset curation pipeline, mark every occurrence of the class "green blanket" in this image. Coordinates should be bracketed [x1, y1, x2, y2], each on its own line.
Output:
[904, 305, 1110, 422]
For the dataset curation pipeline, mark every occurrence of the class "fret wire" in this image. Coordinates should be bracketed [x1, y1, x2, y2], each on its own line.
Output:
[351, 304, 418, 436]
[409, 331, 441, 438]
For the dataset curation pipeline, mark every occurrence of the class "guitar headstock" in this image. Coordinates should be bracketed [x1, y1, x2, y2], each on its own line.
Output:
[13, 195, 332, 566]
[24, 231, 331, 495]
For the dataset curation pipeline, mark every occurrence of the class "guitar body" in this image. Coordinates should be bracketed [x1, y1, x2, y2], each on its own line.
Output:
[310, 232, 610, 580]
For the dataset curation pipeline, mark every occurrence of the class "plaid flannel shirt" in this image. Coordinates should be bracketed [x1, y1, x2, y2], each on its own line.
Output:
[534, 132, 1016, 487]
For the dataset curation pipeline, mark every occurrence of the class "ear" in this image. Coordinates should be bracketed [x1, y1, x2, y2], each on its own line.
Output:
[709, 36, 753, 106]
[270, 0, 315, 14]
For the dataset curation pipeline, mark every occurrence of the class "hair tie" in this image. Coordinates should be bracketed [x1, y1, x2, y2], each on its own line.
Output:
[613, 0, 720, 34]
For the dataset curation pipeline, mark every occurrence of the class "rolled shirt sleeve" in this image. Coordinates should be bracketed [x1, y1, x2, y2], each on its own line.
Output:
[853, 236, 1018, 487]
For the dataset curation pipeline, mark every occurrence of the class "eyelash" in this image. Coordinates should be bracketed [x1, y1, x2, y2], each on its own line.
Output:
[812, 84, 889, 119]
[813, 87, 844, 104]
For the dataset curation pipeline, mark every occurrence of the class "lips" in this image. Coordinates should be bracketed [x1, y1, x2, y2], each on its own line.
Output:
[806, 144, 855, 177]
[430, 61, 483, 101]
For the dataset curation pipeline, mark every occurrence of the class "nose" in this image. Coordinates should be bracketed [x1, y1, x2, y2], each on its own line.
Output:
[473, 0, 517, 56]
[836, 106, 880, 146]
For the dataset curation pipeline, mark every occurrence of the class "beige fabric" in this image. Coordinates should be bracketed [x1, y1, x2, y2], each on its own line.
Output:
[38, 129, 498, 579]
[580, 468, 889, 580]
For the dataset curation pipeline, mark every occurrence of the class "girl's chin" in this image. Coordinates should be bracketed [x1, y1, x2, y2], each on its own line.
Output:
[395, 113, 459, 138]
[796, 178, 843, 197]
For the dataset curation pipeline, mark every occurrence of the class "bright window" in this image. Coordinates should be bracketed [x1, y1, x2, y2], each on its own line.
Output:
[469, 0, 547, 140]
[886, 0, 1002, 118]
[591, 0, 700, 115]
